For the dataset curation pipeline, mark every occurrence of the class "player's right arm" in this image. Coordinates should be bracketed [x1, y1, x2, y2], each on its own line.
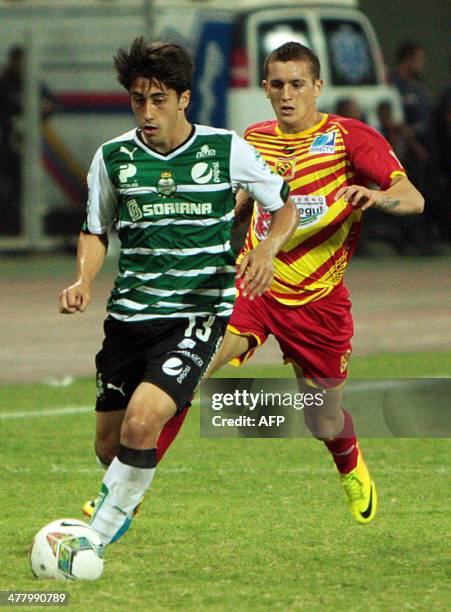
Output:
[59, 145, 117, 314]
[59, 232, 108, 314]
[230, 132, 298, 298]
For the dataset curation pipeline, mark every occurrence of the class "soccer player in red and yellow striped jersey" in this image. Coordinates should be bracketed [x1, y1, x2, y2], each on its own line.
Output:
[209, 42, 424, 524]
[241, 113, 407, 306]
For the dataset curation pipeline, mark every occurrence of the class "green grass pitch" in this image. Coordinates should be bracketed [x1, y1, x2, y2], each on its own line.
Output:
[0, 351, 450, 611]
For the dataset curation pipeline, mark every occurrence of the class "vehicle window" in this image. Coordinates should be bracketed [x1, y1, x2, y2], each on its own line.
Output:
[257, 20, 312, 79]
[321, 19, 377, 86]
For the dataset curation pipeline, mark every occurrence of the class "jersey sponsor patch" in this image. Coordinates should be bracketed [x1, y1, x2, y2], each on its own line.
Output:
[196, 144, 216, 159]
[118, 163, 137, 184]
[309, 132, 337, 154]
[177, 338, 197, 350]
[162, 357, 184, 376]
[191, 161, 221, 184]
[127, 199, 143, 222]
[292, 195, 328, 228]
[142, 201, 213, 216]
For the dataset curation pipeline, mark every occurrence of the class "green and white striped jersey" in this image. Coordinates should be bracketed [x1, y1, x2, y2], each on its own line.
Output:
[84, 124, 289, 322]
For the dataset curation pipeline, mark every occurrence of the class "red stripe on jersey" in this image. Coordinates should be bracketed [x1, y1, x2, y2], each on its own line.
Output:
[278, 205, 355, 265]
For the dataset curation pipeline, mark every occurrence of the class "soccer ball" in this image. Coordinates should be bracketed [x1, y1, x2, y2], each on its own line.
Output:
[30, 519, 104, 580]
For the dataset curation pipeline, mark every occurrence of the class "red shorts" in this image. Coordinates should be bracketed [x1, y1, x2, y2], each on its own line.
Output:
[228, 283, 353, 386]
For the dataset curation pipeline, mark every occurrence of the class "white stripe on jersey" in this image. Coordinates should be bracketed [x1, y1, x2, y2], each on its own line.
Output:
[121, 242, 231, 256]
[118, 265, 236, 281]
[118, 183, 231, 196]
[136, 286, 237, 298]
[113, 298, 149, 311]
[116, 210, 234, 230]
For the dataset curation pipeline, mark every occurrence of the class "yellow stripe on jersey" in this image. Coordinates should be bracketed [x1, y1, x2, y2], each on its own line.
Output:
[280, 198, 350, 250]
[320, 174, 355, 197]
[290, 159, 348, 191]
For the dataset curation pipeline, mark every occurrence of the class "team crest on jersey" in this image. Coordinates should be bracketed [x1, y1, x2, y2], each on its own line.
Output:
[276, 157, 296, 179]
[309, 132, 337, 154]
[157, 171, 177, 197]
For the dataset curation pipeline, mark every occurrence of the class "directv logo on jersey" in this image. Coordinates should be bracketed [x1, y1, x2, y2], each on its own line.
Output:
[309, 132, 337, 154]
[196, 144, 216, 159]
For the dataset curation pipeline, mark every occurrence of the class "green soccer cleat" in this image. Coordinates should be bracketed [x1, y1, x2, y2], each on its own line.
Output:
[82, 498, 142, 520]
[341, 445, 377, 525]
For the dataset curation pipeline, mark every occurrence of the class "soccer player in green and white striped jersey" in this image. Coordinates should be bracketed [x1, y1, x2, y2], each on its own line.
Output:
[58, 38, 298, 549]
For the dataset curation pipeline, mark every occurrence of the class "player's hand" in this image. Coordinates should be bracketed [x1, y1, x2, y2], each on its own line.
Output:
[335, 185, 382, 211]
[237, 242, 275, 300]
[58, 281, 92, 314]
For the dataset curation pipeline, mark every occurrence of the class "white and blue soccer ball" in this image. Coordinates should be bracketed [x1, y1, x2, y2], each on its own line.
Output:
[30, 518, 104, 580]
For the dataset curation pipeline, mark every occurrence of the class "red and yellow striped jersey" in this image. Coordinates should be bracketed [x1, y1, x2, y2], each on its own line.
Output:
[241, 113, 406, 306]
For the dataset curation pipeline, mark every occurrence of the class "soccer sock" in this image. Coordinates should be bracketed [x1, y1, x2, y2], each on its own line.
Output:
[156, 403, 190, 463]
[90, 445, 157, 545]
[324, 409, 359, 474]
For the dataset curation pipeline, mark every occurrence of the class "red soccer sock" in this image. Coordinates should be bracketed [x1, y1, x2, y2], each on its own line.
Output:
[156, 402, 190, 464]
[324, 409, 358, 474]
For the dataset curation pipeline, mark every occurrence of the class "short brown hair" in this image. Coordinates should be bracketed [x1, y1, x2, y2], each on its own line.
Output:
[114, 37, 194, 95]
[264, 41, 320, 81]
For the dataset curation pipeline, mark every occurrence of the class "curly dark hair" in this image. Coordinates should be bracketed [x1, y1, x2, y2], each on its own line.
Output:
[114, 37, 194, 95]
[263, 41, 320, 81]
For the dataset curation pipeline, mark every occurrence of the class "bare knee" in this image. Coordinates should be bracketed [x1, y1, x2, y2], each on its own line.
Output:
[121, 410, 166, 448]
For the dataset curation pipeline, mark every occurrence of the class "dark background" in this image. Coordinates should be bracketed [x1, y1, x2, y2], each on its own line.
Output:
[360, 0, 450, 100]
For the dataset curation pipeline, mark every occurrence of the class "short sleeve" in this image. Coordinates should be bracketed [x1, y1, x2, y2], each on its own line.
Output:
[229, 132, 289, 211]
[342, 120, 406, 190]
[84, 146, 118, 234]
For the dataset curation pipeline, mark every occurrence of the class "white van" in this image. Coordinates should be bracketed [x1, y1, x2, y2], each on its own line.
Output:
[0, 0, 401, 133]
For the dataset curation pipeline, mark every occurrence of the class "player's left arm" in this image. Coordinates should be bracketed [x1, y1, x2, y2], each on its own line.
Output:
[335, 174, 425, 215]
[335, 120, 425, 215]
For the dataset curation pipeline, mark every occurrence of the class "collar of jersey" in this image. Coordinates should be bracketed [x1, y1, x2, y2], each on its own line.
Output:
[132, 124, 196, 160]
[275, 113, 328, 139]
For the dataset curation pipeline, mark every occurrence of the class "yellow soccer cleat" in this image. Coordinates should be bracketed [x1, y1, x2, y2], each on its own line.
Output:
[82, 498, 142, 520]
[341, 446, 377, 524]
[82, 499, 97, 519]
